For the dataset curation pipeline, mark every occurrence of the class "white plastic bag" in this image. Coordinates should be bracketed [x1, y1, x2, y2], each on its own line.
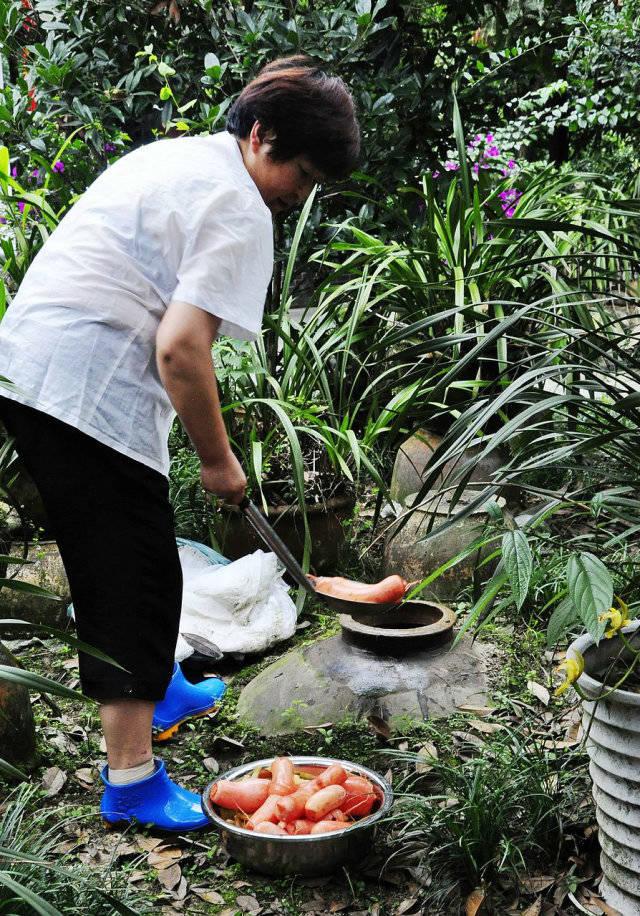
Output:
[175, 547, 297, 661]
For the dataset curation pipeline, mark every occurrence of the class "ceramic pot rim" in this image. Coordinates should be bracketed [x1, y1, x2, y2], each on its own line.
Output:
[570, 619, 640, 705]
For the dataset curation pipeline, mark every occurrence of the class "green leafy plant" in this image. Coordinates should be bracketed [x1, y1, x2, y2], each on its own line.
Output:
[386, 728, 585, 906]
[0, 784, 144, 915]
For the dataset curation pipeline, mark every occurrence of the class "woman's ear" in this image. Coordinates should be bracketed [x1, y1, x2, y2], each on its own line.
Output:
[250, 120, 276, 150]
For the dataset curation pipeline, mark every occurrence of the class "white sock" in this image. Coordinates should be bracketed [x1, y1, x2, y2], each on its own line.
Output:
[108, 758, 155, 785]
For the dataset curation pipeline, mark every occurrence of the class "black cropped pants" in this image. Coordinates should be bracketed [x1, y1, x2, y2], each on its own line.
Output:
[0, 396, 182, 702]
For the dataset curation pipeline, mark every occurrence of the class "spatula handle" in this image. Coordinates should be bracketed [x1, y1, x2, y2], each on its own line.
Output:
[238, 498, 316, 596]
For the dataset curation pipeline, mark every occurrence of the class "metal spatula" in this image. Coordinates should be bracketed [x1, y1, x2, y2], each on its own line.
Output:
[238, 497, 401, 620]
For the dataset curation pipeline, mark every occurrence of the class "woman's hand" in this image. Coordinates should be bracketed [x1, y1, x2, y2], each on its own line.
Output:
[201, 450, 247, 504]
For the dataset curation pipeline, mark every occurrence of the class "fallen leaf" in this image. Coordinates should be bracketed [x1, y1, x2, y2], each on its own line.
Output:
[467, 718, 504, 734]
[522, 899, 542, 916]
[328, 902, 350, 913]
[465, 887, 485, 916]
[520, 876, 555, 894]
[173, 876, 188, 901]
[395, 897, 419, 915]
[76, 848, 112, 867]
[127, 870, 147, 884]
[567, 890, 605, 914]
[541, 738, 580, 750]
[527, 681, 551, 706]
[136, 836, 164, 853]
[192, 888, 225, 905]
[590, 898, 623, 916]
[415, 742, 438, 774]
[367, 715, 391, 740]
[236, 895, 261, 914]
[52, 839, 81, 854]
[566, 721, 583, 743]
[203, 757, 220, 775]
[456, 704, 495, 716]
[148, 846, 183, 869]
[74, 767, 95, 786]
[42, 766, 67, 797]
[158, 864, 182, 891]
[398, 740, 409, 752]
[212, 735, 245, 752]
[48, 732, 80, 756]
[452, 731, 485, 749]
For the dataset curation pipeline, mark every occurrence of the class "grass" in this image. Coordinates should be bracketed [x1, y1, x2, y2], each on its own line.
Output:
[0, 784, 147, 914]
[384, 727, 590, 912]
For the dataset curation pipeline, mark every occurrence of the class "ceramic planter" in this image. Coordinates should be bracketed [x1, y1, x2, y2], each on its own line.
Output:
[570, 620, 640, 915]
[214, 496, 354, 573]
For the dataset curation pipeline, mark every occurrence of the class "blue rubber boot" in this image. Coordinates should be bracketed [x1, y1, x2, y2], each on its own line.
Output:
[100, 759, 210, 831]
[153, 663, 226, 742]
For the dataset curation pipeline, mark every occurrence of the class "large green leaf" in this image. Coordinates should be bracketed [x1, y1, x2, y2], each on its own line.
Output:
[566, 552, 612, 640]
[0, 620, 129, 670]
[0, 666, 87, 701]
[0, 579, 61, 598]
[502, 530, 532, 610]
[546, 596, 580, 648]
[0, 757, 29, 781]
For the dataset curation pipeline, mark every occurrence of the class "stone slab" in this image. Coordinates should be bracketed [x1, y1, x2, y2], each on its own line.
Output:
[237, 633, 489, 735]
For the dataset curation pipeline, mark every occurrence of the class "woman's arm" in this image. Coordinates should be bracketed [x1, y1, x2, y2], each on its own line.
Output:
[156, 299, 246, 503]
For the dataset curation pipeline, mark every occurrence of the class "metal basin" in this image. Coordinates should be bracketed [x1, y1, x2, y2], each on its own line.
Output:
[202, 755, 393, 876]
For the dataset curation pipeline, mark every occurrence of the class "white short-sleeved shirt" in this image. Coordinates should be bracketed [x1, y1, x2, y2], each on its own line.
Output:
[0, 130, 273, 476]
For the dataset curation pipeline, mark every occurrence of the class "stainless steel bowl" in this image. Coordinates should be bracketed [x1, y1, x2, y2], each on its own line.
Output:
[202, 755, 393, 876]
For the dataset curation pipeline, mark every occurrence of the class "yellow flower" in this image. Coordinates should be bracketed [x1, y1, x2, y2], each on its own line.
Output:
[554, 652, 585, 696]
[599, 595, 631, 639]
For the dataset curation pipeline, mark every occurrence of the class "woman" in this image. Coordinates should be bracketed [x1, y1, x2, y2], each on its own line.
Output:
[0, 56, 359, 831]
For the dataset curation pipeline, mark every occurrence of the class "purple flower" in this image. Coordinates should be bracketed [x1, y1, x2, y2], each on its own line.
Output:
[31, 168, 39, 178]
[53, 160, 64, 173]
[486, 133, 494, 143]
[484, 144, 500, 158]
[10, 166, 18, 178]
[499, 187, 522, 217]
[474, 134, 483, 144]
[103, 142, 117, 153]
[507, 159, 516, 170]
[432, 170, 440, 179]
[472, 163, 480, 176]
[17, 201, 25, 213]
[444, 161, 460, 171]
[0, 216, 6, 225]
[499, 188, 522, 202]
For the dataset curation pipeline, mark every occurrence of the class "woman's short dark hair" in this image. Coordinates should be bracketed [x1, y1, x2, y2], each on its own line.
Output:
[226, 55, 360, 180]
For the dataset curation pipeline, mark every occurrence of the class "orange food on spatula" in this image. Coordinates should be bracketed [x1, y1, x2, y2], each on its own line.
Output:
[307, 574, 407, 604]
